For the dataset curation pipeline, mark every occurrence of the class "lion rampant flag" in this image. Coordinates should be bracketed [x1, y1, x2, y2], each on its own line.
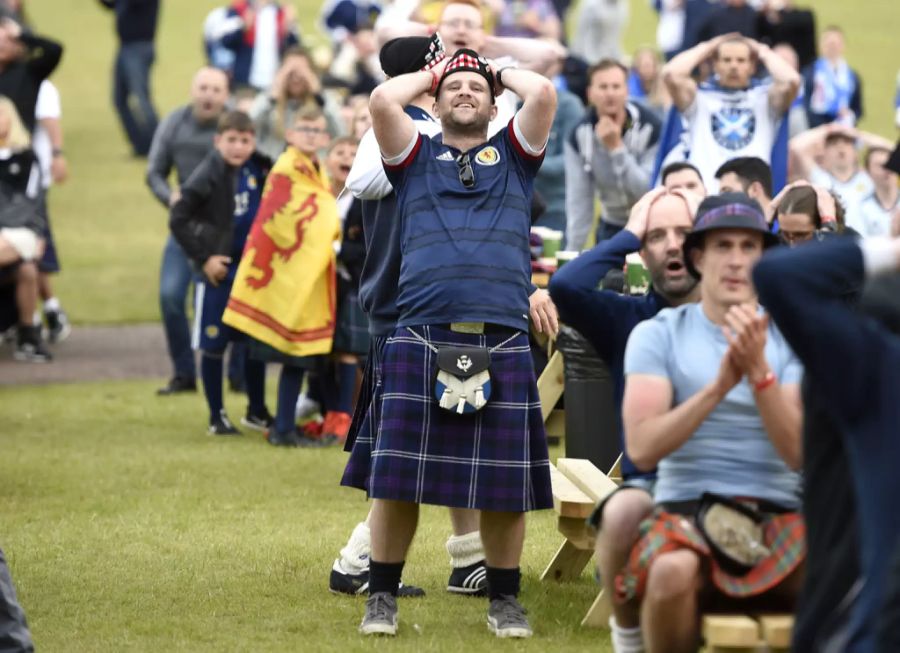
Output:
[223, 147, 340, 357]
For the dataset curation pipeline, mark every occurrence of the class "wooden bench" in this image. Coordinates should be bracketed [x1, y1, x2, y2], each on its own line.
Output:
[542, 456, 621, 627]
[703, 614, 793, 652]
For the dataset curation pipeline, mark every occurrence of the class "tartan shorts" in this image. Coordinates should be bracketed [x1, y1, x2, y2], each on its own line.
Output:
[341, 325, 553, 513]
[615, 506, 806, 602]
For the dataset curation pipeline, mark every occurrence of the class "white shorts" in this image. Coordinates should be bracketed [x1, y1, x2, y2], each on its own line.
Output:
[1, 227, 39, 261]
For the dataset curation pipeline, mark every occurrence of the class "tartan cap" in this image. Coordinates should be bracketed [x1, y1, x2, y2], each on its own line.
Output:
[379, 33, 446, 77]
[683, 192, 779, 279]
[436, 48, 495, 100]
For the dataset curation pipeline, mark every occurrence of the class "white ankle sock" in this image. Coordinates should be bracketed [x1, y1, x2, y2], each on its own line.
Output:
[44, 297, 60, 312]
[337, 522, 370, 575]
[445, 531, 484, 568]
[610, 617, 645, 653]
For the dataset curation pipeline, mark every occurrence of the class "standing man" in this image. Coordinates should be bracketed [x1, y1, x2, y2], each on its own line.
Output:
[99, 0, 160, 157]
[549, 187, 700, 651]
[662, 34, 800, 189]
[565, 59, 661, 250]
[343, 49, 557, 637]
[146, 67, 229, 396]
[0, 16, 62, 134]
[754, 234, 900, 653]
[804, 26, 863, 128]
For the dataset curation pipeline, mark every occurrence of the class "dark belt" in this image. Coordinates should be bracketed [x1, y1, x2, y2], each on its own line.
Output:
[659, 497, 794, 516]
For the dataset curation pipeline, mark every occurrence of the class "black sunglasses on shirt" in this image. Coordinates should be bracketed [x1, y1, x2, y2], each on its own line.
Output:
[456, 152, 475, 188]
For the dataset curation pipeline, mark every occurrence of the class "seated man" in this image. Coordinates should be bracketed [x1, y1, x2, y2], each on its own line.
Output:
[549, 186, 701, 651]
[619, 193, 805, 653]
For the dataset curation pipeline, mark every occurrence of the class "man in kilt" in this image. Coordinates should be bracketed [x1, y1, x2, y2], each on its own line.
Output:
[618, 193, 806, 653]
[341, 48, 557, 637]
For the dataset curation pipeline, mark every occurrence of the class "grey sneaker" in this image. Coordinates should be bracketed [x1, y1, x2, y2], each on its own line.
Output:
[487, 595, 532, 638]
[359, 592, 398, 636]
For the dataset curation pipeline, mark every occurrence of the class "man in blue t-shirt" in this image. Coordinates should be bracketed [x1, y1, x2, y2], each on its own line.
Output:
[346, 48, 557, 638]
[549, 186, 700, 648]
[620, 193, 805, 653]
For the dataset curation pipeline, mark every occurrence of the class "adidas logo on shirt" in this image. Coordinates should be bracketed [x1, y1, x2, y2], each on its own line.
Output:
[435, 151, 455, 161]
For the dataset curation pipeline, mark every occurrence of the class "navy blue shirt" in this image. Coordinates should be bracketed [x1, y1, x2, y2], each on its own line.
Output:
[358, 106, 435, 337]
[231, 157, 266, 263]
[755, 239, 900, 653]
[549, 229, 667, 479]
[385, 119, 543, 330]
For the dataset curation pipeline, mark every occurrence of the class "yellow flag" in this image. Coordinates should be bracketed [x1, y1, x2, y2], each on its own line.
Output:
[223, 147, 340, 356]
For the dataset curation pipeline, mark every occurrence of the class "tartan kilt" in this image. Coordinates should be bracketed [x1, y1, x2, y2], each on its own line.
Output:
[341, 325, 553, 513]
[615, 507, 806, 603]
[342, 336, 387, 454]
[332, 288, 370, 355]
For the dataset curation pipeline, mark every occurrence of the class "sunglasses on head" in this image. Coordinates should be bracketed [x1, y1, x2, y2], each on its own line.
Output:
[456, 152, 475, 188]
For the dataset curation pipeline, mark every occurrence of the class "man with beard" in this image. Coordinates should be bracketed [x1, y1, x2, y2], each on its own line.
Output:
[715, 156, 774, 218]
[343, 48, 556, 637]
[619, 193, 805, 653]
[565, 59, 662, 250]
[146, 67, 229, 396]
[663, 34, 800, 188]
[549, 187, 700, 652]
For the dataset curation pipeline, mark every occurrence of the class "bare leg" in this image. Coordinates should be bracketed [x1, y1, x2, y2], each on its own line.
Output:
[369, 499, 419, 563]
[596, 488, 654, 627]
[0, 239, 20, 266]
[642, 550, 702, 653]
[38, 272, 53, 302]
[449, 508, 480, 536]
[15, 262, 39, 326]
[480, 511, 525, 568]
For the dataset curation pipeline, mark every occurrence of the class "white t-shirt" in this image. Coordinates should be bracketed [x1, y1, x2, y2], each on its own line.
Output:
[809, 166, 874, 233]
[28, 80, 61, 197]
[857, 192, 899, 238]
[248, 4, 280, 90]
[656, 0, 685, 54]
[685, 82, 780, 189]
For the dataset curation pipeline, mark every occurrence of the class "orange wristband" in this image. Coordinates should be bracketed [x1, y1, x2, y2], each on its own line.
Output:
[753, 371, 777, 393]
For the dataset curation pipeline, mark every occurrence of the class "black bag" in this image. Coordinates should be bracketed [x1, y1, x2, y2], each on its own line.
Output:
[434, 346, 492, 414]
[695, 493, 771, 576]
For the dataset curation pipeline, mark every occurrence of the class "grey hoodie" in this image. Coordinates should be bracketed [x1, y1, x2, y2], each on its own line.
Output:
[564, 100, 661, 250]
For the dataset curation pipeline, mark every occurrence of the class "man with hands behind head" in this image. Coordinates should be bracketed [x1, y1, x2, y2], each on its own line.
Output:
[662, 33, 800, 189]
[342, 47, 556, 638]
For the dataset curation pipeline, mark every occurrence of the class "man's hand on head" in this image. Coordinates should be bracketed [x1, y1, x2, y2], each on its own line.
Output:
[625, 187, 667, 242]
[529, 288, 559, 336]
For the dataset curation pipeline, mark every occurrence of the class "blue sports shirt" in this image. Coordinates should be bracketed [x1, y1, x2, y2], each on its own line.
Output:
[384, 116, 544, 331]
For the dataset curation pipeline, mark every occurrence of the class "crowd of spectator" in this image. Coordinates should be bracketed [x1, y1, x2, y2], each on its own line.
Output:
[2, 0, 900, 650]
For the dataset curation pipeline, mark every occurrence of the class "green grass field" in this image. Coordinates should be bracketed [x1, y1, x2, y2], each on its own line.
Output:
[3, 1, 899, 650]
[1, 381, 608, 652]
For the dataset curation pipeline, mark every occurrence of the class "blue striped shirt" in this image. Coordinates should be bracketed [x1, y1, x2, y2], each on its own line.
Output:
[384, 118, 543, 330]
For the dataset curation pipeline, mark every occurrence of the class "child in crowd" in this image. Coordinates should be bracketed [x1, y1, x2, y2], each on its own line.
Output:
[321, 136, 363, 441]
[169, 110, 273, 436]
[223, 106, 341, 447]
